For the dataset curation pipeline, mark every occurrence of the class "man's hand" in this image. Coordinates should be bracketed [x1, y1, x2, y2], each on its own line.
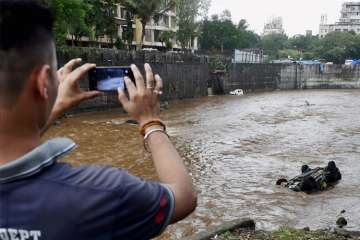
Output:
[53, 58, 101, 116]
[41, 59, 101, 135]
[117, 64, 163, 127]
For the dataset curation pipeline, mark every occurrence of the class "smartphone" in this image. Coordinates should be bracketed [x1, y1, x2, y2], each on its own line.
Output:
[88, 67, 135, 92]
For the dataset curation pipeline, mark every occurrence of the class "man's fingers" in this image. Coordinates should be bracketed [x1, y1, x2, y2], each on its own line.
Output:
[131, 64, 145, 92]
[57, 67, 64, 76]
[69, 63, 96, 84]
[117, 88, 130, 108]
[145, 63, 155, 90]
[154, 74, 163, 93]
[124, 77, 137, 100]
[63, 58, 82, 75]
[81, 91, 102, 100]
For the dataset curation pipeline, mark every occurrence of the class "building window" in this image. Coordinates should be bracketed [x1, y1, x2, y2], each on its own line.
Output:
[164, 16, 170, 27]
[154, 30, 161, 42]
[145, 29, 152, 42]
[171, 16, 176, 28]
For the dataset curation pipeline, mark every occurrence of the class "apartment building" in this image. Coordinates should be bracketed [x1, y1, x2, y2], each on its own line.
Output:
[263, 17, 285, 36]
[98, 4, 197, 50]
[320, 2, 360, 38]
[66, 3, 198, 50]
[115, 4, 186, 49]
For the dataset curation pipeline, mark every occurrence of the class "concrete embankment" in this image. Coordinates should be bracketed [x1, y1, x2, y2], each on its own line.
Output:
[57, 47, 360, 112]
[182, 219, 360, 240]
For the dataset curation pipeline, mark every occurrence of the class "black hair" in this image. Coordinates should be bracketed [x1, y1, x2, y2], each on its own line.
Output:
[0, 0, 55, 106]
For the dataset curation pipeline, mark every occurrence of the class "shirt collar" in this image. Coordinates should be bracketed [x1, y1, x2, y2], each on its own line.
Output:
[0, 138, 77, 183]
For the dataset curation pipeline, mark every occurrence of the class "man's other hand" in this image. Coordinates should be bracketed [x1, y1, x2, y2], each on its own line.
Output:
[53, 58, 101, 115]
[41, 59, 101, 135]
[117, 64, 163, 127]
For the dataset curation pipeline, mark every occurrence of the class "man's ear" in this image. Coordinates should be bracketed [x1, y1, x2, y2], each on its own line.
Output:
[32, 65, 51, 100]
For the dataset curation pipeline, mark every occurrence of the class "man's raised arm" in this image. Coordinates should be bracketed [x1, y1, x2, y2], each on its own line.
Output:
[118, 64, 197, 223]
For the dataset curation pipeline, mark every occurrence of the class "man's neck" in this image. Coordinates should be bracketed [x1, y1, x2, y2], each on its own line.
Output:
[0, 112, 41, 165]
[0, 131, 40, 166]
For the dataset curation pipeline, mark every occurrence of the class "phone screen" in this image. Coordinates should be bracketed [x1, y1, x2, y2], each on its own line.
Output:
[88, 67, 134, 92]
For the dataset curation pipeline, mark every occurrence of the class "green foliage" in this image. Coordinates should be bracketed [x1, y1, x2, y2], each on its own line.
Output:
[86, 0, 119, 45]
[159, 31, 175, 50]
[311, 32, 359, 63]
[176, 0, 209, 49]
[279, 49, 301, 60]
[260, 33, 289, 60]
[114, 37, 125, 49]
[48, 0, 119, 46]
[209, 55, 229, 71]
[260, 32, 360, 63]
[123, 11, 134, 49]
[47, 0, 92, 46]
[199, 11, 260, 53]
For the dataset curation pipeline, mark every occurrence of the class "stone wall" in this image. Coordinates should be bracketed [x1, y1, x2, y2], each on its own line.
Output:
[225, 63, 281, 92]
[302, 64, 360, 89]
[220, 63, 360, 93]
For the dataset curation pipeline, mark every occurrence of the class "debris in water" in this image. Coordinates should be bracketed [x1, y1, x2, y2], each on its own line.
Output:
[336, 217, 348, 228]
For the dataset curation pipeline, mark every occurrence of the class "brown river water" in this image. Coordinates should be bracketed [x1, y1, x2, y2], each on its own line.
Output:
[45, 89, 360, 239]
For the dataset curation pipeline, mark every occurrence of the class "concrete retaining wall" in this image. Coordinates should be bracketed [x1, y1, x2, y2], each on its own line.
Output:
[223, 63, 360, 93]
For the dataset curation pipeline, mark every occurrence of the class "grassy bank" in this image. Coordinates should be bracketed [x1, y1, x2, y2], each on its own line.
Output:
[215, 227, 360, 240]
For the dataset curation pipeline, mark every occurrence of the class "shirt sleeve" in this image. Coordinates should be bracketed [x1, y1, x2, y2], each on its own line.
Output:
[113, 170, 175, 240]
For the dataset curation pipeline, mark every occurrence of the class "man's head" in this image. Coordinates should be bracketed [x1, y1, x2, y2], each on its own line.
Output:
[0, 0, 57, 129]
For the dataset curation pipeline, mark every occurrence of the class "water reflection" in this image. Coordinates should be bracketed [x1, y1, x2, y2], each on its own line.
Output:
[45, 90, 360, 239]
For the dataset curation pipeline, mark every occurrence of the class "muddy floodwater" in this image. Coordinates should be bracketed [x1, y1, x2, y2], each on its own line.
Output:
[45, 90, 360, 239]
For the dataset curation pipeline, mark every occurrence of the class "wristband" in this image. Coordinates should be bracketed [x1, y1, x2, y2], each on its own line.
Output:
[143, 128, 170, 153]
[140, 119, 166, 136]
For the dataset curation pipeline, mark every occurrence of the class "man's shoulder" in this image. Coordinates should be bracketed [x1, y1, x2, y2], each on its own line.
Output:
[39, 162, 140, 194]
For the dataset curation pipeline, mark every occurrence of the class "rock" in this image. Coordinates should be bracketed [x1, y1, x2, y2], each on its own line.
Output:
[336, 217, 348, 228]
[237, 219, 256, 230]
[303, 227, 310, 231]
[125, 119, 139, 125]
[160, 101, 170, 111]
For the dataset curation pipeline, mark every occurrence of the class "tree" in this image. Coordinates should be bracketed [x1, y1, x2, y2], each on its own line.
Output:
[199, 12, 259, 53]
[48, 0, 92, 46]
[120, 0, 177, 49]
[236, 19, 260, 49]
[122, 11, 134, 49]
[48, 0, 120, 47]
[220, 9, 232, 21]
[86, 0, 119, 47]
[200, 14, 239, 52]
[312, 32, 356, 63]
[260, 33, 289, 60]
[176, 0, 210, 50]
[238, 19, 248, 31]
[159, 31, 175, 50]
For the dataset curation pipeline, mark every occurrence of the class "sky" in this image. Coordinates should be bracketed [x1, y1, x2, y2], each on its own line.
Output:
[209, 0, 346, 36]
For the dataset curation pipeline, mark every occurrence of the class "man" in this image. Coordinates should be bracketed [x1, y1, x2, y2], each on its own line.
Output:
[276, 161, 342, 193]
[0, 1, 197, 239]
